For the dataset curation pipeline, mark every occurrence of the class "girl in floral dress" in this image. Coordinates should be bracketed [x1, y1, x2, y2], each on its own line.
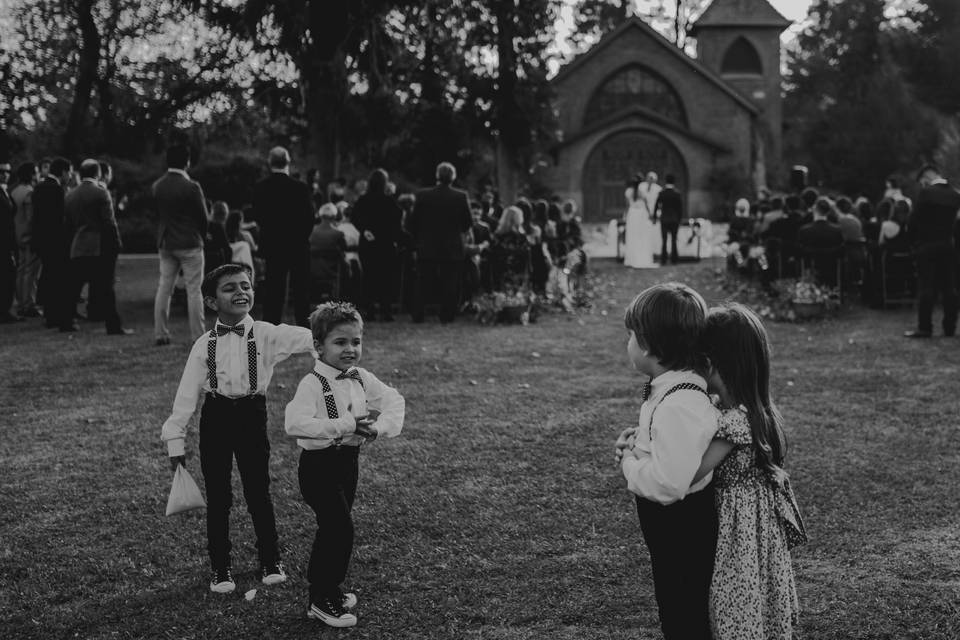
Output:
[693, 303, 807, 640]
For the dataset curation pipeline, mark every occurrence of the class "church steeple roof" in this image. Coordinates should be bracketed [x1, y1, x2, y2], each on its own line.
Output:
[689, 0, 791, 34]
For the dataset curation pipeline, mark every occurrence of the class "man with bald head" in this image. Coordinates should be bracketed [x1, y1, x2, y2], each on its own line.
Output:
[64, 159, 129, 334]
[252, 146, 314, 326]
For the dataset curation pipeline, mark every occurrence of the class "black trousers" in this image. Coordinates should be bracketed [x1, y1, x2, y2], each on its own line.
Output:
[660, 221, 680, 264]
[635, 486, 718, 640]
[298, 446, 360, 603]
[67, 253, 122, 331]
[915, 243, 958, 335]
[413, 258, 462, 323]
[199, 394, 279, 570]
[0, 251, 14, 315]
[38, 248, 70, 326]
[263, 248, 310, 326]
[360, 244, 398, 317]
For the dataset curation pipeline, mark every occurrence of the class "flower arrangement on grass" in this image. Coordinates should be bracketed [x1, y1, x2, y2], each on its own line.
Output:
[715, 269, 840, 322]
[473, 289, 535, 325]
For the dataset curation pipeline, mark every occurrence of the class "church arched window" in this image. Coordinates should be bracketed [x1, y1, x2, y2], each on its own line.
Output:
[584, 66, 687, 127]
[721, 37, 763, 75]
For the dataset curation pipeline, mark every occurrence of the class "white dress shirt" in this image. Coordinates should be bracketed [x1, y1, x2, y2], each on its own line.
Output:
[161, 315, 315, 456]
[285, 360, 405, 450]
[621, 369, 719, 505]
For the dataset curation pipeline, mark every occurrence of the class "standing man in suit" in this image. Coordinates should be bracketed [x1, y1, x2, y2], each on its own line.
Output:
[654, 174, 683, 265]
[152, 144, 208, 345]
[32, 157, 74, 330]
[64, 159, 129, 335]
[252, 146, 315, 327]
[0, 161, 19, 322]
[12, 162, 41, 319]
[904, 164, 960, 338]
[406, 162, 472, 323]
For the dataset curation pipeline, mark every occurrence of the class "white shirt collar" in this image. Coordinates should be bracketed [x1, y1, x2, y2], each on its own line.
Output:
[271, 168, 290, 176]
[81, 178, 99, 185]
[314, 359, 352, 378]
[931, 177, 948, 186]
[167, 168, 190, 179]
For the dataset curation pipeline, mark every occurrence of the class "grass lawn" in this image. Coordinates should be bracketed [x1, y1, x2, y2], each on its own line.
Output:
[2, 255, 959, 639]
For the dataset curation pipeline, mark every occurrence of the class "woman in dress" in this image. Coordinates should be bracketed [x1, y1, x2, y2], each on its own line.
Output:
[489, 205, 531, 291]
[623, 172, 660, 268]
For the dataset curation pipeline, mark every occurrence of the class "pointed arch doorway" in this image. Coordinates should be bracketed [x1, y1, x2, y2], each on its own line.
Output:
[581, 129, 688, 222]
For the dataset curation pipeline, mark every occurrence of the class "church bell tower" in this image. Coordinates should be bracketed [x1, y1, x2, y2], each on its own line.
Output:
[689, 0, 791, 188]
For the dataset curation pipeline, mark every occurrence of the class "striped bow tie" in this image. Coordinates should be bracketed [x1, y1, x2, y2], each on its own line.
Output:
[336, 368, 363, 384]
[215, 323, 245, 337]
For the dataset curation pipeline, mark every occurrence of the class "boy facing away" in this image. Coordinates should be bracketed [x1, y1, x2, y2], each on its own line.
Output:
[615, 282, 720, 640]
[285, 302, 404, 628]
[160, 263, 315, 594]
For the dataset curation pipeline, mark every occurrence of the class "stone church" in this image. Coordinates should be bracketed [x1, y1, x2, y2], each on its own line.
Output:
[541, 0, 791, 221]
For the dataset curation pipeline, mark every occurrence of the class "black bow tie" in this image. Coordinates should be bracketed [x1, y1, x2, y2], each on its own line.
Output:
[336, 368, 363, 383]
[215, 323, 245, 337]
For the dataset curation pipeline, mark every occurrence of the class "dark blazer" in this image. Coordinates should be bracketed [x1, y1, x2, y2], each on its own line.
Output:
[797, 219, 844, 251]
[909, 181, 960, 249]
[151, 170, 208, 250]
[654, 187, 684, 225]
[31, 176, 67, 254]
[352, 192, 403, 249]
[252, 171, 314, 256]
[0, 187, 14, 258]
[406, 183, 472, 261]
[66, 179, 120, 258]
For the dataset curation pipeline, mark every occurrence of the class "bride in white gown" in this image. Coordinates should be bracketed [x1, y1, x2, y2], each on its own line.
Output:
[623, 171, 661, 268]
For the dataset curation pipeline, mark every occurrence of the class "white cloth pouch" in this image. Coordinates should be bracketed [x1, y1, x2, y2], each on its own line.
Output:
[165, 465, 206, 516]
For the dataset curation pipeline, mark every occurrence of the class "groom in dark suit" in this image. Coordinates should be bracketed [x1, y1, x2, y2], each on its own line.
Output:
[252, 146, 315, 326]
[406, 162, 472, 323]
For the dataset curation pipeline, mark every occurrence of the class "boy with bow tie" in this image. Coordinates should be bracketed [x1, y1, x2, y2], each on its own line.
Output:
[160, 263, 315, 594]
[285, 302, 405, 628]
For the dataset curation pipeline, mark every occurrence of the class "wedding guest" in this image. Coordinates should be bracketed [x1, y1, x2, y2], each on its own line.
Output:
[878, 199, 910, 250]
[489, 205, 531, 291]
[85, 159, 115, 321]
[904, 164, 960, 338]
[253, 146, 314, 327]
[479, 190, 501, 229]
[226, 210, 255, 279]
[12, 162, 40, 318]
[463, 201, 492, 302]
[32, 157, 74, 330]
[352, 168, 403, 321]
[406, 162, 472, 323]
[205, 201, 232, 275]
[64, 159, 130, 335]
[797, 197, 844, 286]
[0, 161, 17, 322]
[152, 144, 208, 345]
[528, 199, 552, 295]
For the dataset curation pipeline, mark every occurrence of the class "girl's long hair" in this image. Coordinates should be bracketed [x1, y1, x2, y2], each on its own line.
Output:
[701, 303, 788, 482]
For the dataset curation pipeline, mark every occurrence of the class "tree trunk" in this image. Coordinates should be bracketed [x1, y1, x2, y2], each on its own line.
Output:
[64, 0, 100, 156]
[494, 3, 522, 203]
[302, 0, 351, 183]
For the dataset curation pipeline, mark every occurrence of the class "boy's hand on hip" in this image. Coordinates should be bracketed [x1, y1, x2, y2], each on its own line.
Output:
[170, 455, 186, 472]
